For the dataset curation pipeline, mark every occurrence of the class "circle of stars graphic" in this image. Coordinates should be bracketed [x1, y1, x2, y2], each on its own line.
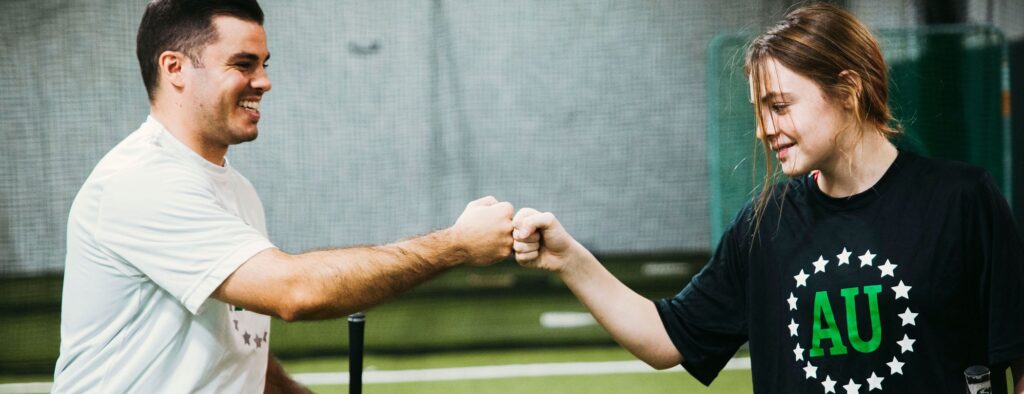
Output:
[788, 247, 916, 393]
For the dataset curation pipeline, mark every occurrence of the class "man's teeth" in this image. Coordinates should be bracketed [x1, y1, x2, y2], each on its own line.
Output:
[239, 100, 260, 110]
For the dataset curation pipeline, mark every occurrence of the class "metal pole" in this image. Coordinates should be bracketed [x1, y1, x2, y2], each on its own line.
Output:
[348, 312, 365, 394]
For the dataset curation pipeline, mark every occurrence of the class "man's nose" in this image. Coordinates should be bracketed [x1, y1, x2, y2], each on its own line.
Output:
[252, 68, 272, 92]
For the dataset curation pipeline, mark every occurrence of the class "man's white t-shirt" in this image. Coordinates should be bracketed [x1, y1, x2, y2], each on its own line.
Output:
[53, 116, 276, 393]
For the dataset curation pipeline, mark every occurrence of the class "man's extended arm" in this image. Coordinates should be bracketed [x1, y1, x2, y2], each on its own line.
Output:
[512, 208, 682, 369]
[213, 196, 514, 321]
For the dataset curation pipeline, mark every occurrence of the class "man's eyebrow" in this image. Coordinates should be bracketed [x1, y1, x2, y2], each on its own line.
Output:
[227, 52, 269, 63]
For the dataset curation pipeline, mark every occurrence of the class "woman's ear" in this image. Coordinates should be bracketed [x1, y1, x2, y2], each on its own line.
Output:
[837, 70, 862, 109]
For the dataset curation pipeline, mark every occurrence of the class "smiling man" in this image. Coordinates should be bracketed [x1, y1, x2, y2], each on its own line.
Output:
[53, 1, 515, 392]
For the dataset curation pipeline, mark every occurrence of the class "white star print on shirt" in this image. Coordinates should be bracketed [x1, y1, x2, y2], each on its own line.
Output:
[812, 255, 829, 273]
[897, 334, 916, 353]
[837, 248, 851, 265]
[822, 375, 837, 393]
[859, 250, 876, 267]
[803, 362, 817, 379]
[892, 281, 912, 300]
[866, 372, 884, 391]
[877, 259, 897, 277]
[887, 357, 905, 375]
[898, 308, 918, 326]
[794, 270, 809, 287]
[842, 379, 861, 394]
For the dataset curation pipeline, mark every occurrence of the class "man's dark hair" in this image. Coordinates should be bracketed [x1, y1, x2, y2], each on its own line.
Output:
[136, 0, 264, 101]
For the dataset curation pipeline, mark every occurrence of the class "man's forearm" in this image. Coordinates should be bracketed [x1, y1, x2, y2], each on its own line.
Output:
[214, 229, 467, 321]
[290, 228, 466, 319]
[214, 196, 513, 321]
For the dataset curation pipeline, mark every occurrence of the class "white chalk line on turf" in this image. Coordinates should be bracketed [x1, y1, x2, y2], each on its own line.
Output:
[0, 383, 52, 394]
[0, 357, 751, 391]
[295, 357, 751, 386]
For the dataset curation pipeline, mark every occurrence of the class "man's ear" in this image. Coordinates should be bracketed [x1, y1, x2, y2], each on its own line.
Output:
[158, 51, 188, 89]
[837, 70, 862, 109]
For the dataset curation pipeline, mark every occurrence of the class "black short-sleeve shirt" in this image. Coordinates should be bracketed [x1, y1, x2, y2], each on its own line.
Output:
[656, 151, 1024, 393]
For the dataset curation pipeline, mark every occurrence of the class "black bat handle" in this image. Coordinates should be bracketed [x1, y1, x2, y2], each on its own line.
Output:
[348, 312, 365, 394]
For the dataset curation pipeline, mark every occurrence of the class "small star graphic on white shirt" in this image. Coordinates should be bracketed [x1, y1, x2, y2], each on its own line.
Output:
[858, 250, 876, 267]
[897, 334, 916, 353]
[892, 281, 912, 300]
[803, 361, 818, 379]
[794, 343, 805, 361]
[788, 318, 799, 337]
[866, 372, 884, 391]
[794, 270, 809, 287]
[877, 259, 897, 277]
[837, 248, 851, 265]
[898, 308, 918, 326]
[787, 292, 798, 311]
[842, 379, 861, 394]
[812, 255, 829, 273]
[822, 375, 837, 393]
[887, 357, 905, 375]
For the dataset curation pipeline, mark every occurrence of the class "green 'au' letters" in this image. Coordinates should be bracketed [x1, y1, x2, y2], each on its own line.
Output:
[841, 285, 882, 353]
[810, 290, 847, 357]
[809, 285, 884, 358]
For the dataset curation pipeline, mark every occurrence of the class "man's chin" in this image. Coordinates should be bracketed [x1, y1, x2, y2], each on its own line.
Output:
[228, 130, 259, 145]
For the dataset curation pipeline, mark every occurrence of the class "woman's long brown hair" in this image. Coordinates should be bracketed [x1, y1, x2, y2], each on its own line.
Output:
[744, 2, 900, 239]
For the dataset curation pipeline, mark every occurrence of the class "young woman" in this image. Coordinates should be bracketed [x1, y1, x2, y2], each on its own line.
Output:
[512, 3, 1024, 393]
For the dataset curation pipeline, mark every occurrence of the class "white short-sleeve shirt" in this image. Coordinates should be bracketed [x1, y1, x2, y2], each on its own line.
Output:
[53, 116, 276, 393]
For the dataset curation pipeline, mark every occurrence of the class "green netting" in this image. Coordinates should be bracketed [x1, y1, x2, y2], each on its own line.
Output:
[706, 25, 1011, 248]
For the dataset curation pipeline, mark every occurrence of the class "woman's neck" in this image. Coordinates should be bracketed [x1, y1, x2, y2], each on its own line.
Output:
[815, 129, 898, 198]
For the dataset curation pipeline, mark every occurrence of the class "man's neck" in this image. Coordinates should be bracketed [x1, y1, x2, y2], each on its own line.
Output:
[815, 130, 898, 198]
[150, 106, 228, 166]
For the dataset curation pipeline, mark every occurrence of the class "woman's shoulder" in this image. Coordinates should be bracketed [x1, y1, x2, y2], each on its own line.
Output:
[900, 151, 994, 192]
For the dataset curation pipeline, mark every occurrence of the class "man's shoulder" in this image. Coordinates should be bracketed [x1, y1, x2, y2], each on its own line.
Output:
[91, 128, 203, 187]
